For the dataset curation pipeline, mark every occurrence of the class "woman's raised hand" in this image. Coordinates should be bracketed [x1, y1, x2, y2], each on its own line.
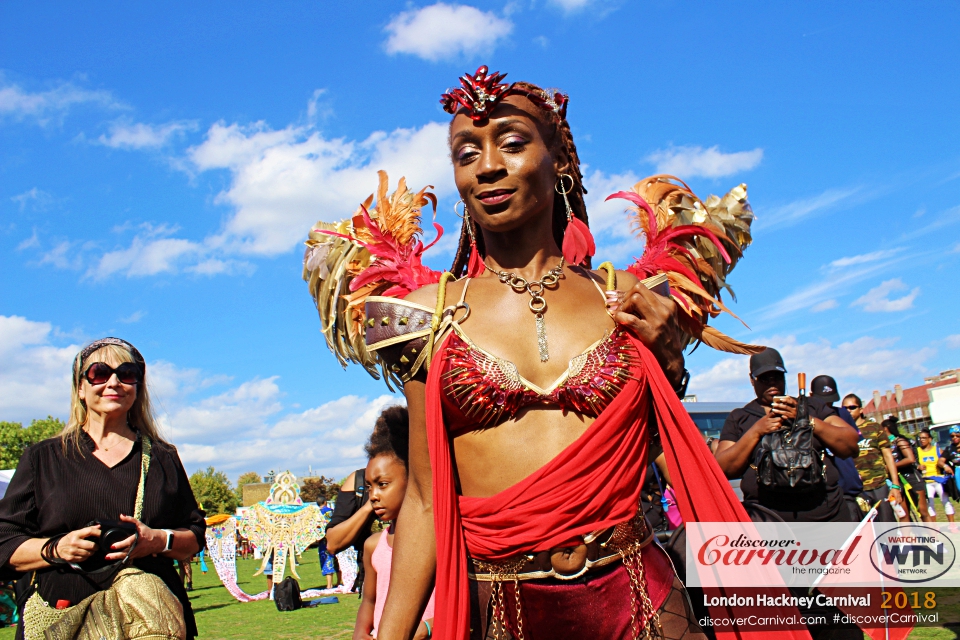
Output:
[614, 281, 685, 386]
[104, 514, 165, 560]
[55, 525, 101, 563]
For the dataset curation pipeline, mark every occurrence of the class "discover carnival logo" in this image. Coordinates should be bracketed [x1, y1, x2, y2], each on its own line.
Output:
[685, 522, 960, 587]
[869, 525, 956, 583]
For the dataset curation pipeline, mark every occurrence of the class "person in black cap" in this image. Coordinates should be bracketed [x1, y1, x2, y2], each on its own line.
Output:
[714, 348, 860, 522]
[811, 375, 864, 519]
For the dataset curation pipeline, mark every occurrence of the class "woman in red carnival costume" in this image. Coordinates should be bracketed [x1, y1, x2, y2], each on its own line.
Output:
[302, 66, 803, 640]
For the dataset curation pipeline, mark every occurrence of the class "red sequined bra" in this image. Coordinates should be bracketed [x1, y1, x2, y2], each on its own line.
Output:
[438, 280, 640, 433]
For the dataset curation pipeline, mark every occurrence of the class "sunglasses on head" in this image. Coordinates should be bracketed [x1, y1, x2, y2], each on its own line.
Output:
[83, 362, 142, 386]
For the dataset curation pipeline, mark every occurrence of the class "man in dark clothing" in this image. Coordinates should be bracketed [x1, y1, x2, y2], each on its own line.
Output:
[811, 374, 863, 520]
[715, 349, 860, 522]
[325, 468, 376, 593]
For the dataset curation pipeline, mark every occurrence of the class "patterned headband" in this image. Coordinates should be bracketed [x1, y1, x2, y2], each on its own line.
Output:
[73, 337, 145, 383]
[440, 65, 569, 122]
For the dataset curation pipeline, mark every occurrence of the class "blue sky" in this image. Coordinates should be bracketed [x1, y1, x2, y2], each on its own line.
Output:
[2, 1, 959, 480]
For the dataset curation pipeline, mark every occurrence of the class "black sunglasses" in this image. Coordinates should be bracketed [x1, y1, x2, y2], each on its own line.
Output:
[83, 362, 142, 386]
[842, 404, 860, 410]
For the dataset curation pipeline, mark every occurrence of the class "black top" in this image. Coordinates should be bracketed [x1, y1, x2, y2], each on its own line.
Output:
[328, 469, 372, 553]
[0, 433, 205, 637]
[943, 443, 960, 470]
[719, 397, 851, 522]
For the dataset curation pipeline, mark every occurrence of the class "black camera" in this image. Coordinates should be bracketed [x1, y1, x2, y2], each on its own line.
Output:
[86, 519, 138, 554]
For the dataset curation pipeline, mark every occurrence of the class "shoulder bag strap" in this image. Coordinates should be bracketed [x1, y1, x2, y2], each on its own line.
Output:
[134, 436, 152, 520]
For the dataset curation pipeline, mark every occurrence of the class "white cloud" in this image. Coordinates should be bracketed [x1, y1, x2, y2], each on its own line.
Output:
[0, 314, 398, 479]
[756, 187, 862, 231]
[946, 335, 960, 349]
[646, 145, 763, 179]
[0, 75, 122, 125]
[150, 359, 403, 478]
[582, 168, 640, 237]
[811, 299, 838, 312]
[852, 278, 920, 313]
[38, 241, 80, 270]
[689, 335, 935, 402]
[118, 311, 146, 324]
[98, 120, 197, 149]
[17, 230, 40, 251]
[0, 316, 79, 423]
[82, 222, 256, 279]
[549, 0, 595, 10]
[384, 3, 513, 62]
[827, 249, 902, 270]
[168, 392, 401, 478]
[89, 235, 204, 279]
[188, 118, 453, 256]
[756, 253, 907, 322]
[11, 188, 54, 211]
[580, 168, 644, 263]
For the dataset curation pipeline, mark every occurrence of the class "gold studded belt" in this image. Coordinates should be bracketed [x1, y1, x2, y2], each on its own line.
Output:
[468, 512, 652, 582]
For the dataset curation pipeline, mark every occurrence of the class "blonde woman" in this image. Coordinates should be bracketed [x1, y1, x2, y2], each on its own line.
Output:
[0, 337, 205, 639]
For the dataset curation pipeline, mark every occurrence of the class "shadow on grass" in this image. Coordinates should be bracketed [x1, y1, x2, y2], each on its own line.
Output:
[192, 603, 235, 613]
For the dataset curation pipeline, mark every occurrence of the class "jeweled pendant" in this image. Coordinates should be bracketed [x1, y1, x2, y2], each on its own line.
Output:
[536, 313, 549, 362]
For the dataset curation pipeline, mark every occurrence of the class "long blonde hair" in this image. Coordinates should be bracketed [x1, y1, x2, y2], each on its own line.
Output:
[63, 342, 167, 454]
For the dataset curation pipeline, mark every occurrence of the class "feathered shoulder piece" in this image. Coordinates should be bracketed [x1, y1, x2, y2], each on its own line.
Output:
[303, 171, 443, 387]
[606, 175, 764, 355]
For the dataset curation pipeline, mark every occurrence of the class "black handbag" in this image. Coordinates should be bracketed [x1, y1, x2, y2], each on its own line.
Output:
[754, 384, 826, 493]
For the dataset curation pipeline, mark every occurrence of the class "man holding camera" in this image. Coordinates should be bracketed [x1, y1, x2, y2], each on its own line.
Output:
[714, 348, 860, 522]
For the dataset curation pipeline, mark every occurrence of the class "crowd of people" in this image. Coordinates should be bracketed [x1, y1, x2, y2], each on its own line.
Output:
[717, 347, 960, 525]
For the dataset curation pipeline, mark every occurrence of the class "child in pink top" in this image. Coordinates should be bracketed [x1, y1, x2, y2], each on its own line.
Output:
[353, 406, 435, 640]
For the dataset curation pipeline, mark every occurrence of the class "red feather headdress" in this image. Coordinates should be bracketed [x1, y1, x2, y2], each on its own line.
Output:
[607, 176, 764, 355]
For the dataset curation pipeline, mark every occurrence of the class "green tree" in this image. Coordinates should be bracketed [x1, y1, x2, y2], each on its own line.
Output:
[0, 417, 65, 469]
[300, 476, 340, 504]
[234, 471, 262, 505]
[189, 466, 238, 515]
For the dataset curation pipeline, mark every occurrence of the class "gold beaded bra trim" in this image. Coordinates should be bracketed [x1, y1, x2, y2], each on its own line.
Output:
[440, 323, 639, 429]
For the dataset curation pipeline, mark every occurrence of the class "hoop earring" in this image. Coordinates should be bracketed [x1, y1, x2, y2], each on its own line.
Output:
[556, 174, 595, 266]
[454, 199, 485, 277]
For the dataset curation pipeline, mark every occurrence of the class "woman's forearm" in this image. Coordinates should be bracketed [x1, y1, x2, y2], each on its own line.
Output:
[812, 418, 859, 458]
[715, 436, 758, 478]
[162, 529, 201, 561]
[8, 538, 51, 572]
[326, 502, 374, 554]
[376, 490, 436, 640]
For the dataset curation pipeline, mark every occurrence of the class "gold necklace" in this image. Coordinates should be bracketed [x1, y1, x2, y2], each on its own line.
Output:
[486, 258, 565, 362]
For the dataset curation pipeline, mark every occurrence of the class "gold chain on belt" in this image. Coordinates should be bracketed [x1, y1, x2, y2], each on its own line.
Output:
[471, 512, 662, 640]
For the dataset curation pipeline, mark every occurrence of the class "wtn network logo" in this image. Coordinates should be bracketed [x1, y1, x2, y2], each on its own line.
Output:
[870, 526, 956, 583]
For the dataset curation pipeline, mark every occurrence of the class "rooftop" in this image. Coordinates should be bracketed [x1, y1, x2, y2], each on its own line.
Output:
[863, 376, 958, 414]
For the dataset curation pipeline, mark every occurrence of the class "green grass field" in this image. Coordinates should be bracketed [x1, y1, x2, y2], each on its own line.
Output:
[0, 556, 362, 640]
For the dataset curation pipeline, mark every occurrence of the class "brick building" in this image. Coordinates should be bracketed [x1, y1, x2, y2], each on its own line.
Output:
[862, 369, 959, 434]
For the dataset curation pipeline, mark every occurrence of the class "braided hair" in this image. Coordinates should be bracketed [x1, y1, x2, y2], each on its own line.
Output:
[449, 82, 591, 277]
